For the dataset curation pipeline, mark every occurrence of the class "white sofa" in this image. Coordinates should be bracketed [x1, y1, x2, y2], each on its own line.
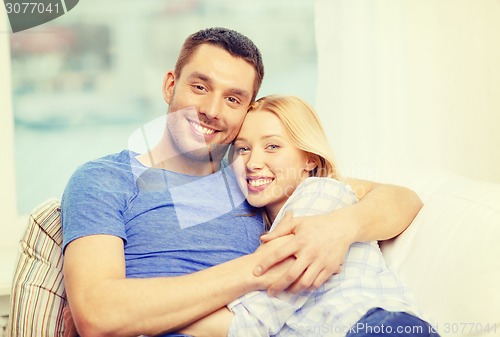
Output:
[7, 170, 500, 336]
[380, 168, 500, 337]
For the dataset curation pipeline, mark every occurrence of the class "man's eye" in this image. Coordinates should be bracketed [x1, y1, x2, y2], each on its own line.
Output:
[194, 85, 206, 92]
[227, 97, 240, 104]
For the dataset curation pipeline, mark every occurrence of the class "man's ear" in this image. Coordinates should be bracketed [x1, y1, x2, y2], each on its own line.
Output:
[162, 70, 176, 104]
[305, 156, 318, 172]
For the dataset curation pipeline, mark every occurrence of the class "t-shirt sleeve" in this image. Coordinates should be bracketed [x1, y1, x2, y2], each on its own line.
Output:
[61, 159, 131, 252]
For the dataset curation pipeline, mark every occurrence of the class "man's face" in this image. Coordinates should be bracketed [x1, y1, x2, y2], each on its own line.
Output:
[163, 44, 256, 164]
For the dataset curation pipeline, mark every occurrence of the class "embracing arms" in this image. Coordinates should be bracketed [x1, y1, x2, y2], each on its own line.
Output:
[63, 177, 421, 336]
[63, 234, 295, 337]
[339, 177, 423, 241]
[256, 178, 423, 294]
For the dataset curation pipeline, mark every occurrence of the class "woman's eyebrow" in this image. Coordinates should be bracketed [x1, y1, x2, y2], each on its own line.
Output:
[235, 135, 284, 142]
[261, 134, 284, 140]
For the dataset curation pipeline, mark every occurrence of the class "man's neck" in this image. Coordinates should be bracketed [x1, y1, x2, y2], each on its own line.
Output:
[136, 134, 223, 176]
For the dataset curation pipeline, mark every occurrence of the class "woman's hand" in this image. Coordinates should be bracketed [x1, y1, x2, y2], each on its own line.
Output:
[63, 305, 78, 337]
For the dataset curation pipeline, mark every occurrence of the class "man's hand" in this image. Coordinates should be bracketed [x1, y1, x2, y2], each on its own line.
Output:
[251, 233, 298, 291]
[255, 210, 357, 296]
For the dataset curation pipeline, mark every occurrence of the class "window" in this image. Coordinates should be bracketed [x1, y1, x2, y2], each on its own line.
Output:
[1, 9, 16, 232]
[8, 0, 317, 214]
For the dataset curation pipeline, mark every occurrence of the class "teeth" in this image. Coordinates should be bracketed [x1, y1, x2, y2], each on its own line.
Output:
[190, 121, 215, 135]
[249, 179, 273, 187]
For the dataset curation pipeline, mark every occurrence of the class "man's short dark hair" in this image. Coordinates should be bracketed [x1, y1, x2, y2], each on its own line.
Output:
[175, 27, 264, 101]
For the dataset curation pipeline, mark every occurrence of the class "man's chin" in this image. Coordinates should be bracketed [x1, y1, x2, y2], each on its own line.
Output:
[183, 144, 228, 162]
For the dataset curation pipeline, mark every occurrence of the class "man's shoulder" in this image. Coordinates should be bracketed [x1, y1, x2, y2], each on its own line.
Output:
[69, 150, 138, 187]
[78, 150, 134, 172]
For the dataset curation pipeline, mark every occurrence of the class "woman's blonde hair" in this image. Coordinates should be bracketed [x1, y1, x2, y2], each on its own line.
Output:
[247, 95, 339, 179]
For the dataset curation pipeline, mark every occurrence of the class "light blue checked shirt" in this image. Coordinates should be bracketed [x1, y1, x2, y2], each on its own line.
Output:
[227, 177, 421, 337]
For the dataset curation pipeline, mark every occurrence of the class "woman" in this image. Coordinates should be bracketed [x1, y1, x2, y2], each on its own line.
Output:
[181, 95, 438, 337]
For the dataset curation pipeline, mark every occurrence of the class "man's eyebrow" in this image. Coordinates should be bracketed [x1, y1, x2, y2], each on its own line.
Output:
[188, 71, 211, 83]
[228, 88, 250, 100]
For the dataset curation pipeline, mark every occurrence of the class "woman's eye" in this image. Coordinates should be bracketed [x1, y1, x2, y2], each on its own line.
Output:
[267, 144, 280, 150]
[237, 147, 249, 154]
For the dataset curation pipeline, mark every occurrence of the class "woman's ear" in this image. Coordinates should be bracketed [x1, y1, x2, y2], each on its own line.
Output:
[162, 71, 176, 104]
[305, 156, 318, 173]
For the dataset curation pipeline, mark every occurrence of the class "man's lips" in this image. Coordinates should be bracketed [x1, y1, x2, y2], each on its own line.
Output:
[188, 120, 219, 139]
[246, 177, 274, 192]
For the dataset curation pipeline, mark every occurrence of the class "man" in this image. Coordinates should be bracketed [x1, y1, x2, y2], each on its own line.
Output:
[62, 27, 422, 337]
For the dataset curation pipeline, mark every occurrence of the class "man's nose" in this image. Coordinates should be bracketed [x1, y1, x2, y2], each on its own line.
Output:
[199, 95, 223, 120]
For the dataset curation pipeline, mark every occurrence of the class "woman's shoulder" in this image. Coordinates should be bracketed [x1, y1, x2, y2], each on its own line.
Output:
[297, 176, 355, 196]
[270, 177, 358, 228]
[284, 176, 358, 209]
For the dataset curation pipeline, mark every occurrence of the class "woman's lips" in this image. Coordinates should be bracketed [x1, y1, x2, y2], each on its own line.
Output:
[246, 177, 274, 192]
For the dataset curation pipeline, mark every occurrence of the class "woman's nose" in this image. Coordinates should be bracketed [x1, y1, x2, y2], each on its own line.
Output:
[246, 150, 264, 171]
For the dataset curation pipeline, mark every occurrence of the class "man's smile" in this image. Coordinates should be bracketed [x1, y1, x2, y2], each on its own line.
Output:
[189, 120, 217, 135]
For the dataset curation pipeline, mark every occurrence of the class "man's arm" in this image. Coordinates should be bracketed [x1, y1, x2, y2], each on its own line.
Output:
[256, 178, 423, 295]
[63, 234, 295, 337]
[340, 177, 423, 241]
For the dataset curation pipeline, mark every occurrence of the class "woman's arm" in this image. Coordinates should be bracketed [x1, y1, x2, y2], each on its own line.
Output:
[177, 307, 234, 337]
[255, 178, 422, 295]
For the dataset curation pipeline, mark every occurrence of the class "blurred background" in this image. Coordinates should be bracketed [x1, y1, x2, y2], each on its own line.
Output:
[314, 0, 500, 185]
[1, 0, 499, 221]
[2, 0, 317, 215]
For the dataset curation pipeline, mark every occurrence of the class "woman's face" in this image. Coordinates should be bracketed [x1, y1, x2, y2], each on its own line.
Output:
[232, 109, 314, 221]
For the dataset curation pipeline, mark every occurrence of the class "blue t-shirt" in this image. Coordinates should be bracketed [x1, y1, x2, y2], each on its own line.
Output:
[61, 150, 264, 278]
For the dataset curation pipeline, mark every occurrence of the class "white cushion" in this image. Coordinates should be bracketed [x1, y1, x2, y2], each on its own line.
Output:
[381, 171, 500, 337]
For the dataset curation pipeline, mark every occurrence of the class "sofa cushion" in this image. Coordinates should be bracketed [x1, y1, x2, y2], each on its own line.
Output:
[381, 172, 500, 337]
[8, 199, 66, 337]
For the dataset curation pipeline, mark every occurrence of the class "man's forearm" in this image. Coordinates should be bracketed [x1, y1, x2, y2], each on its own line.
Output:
[66, 255, 255, 337]
[64, 235, 295, 337]
[343, 178, 423, 242]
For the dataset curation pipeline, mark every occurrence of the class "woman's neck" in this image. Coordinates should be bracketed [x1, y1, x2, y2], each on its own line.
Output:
[265, 202, 285, 226]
